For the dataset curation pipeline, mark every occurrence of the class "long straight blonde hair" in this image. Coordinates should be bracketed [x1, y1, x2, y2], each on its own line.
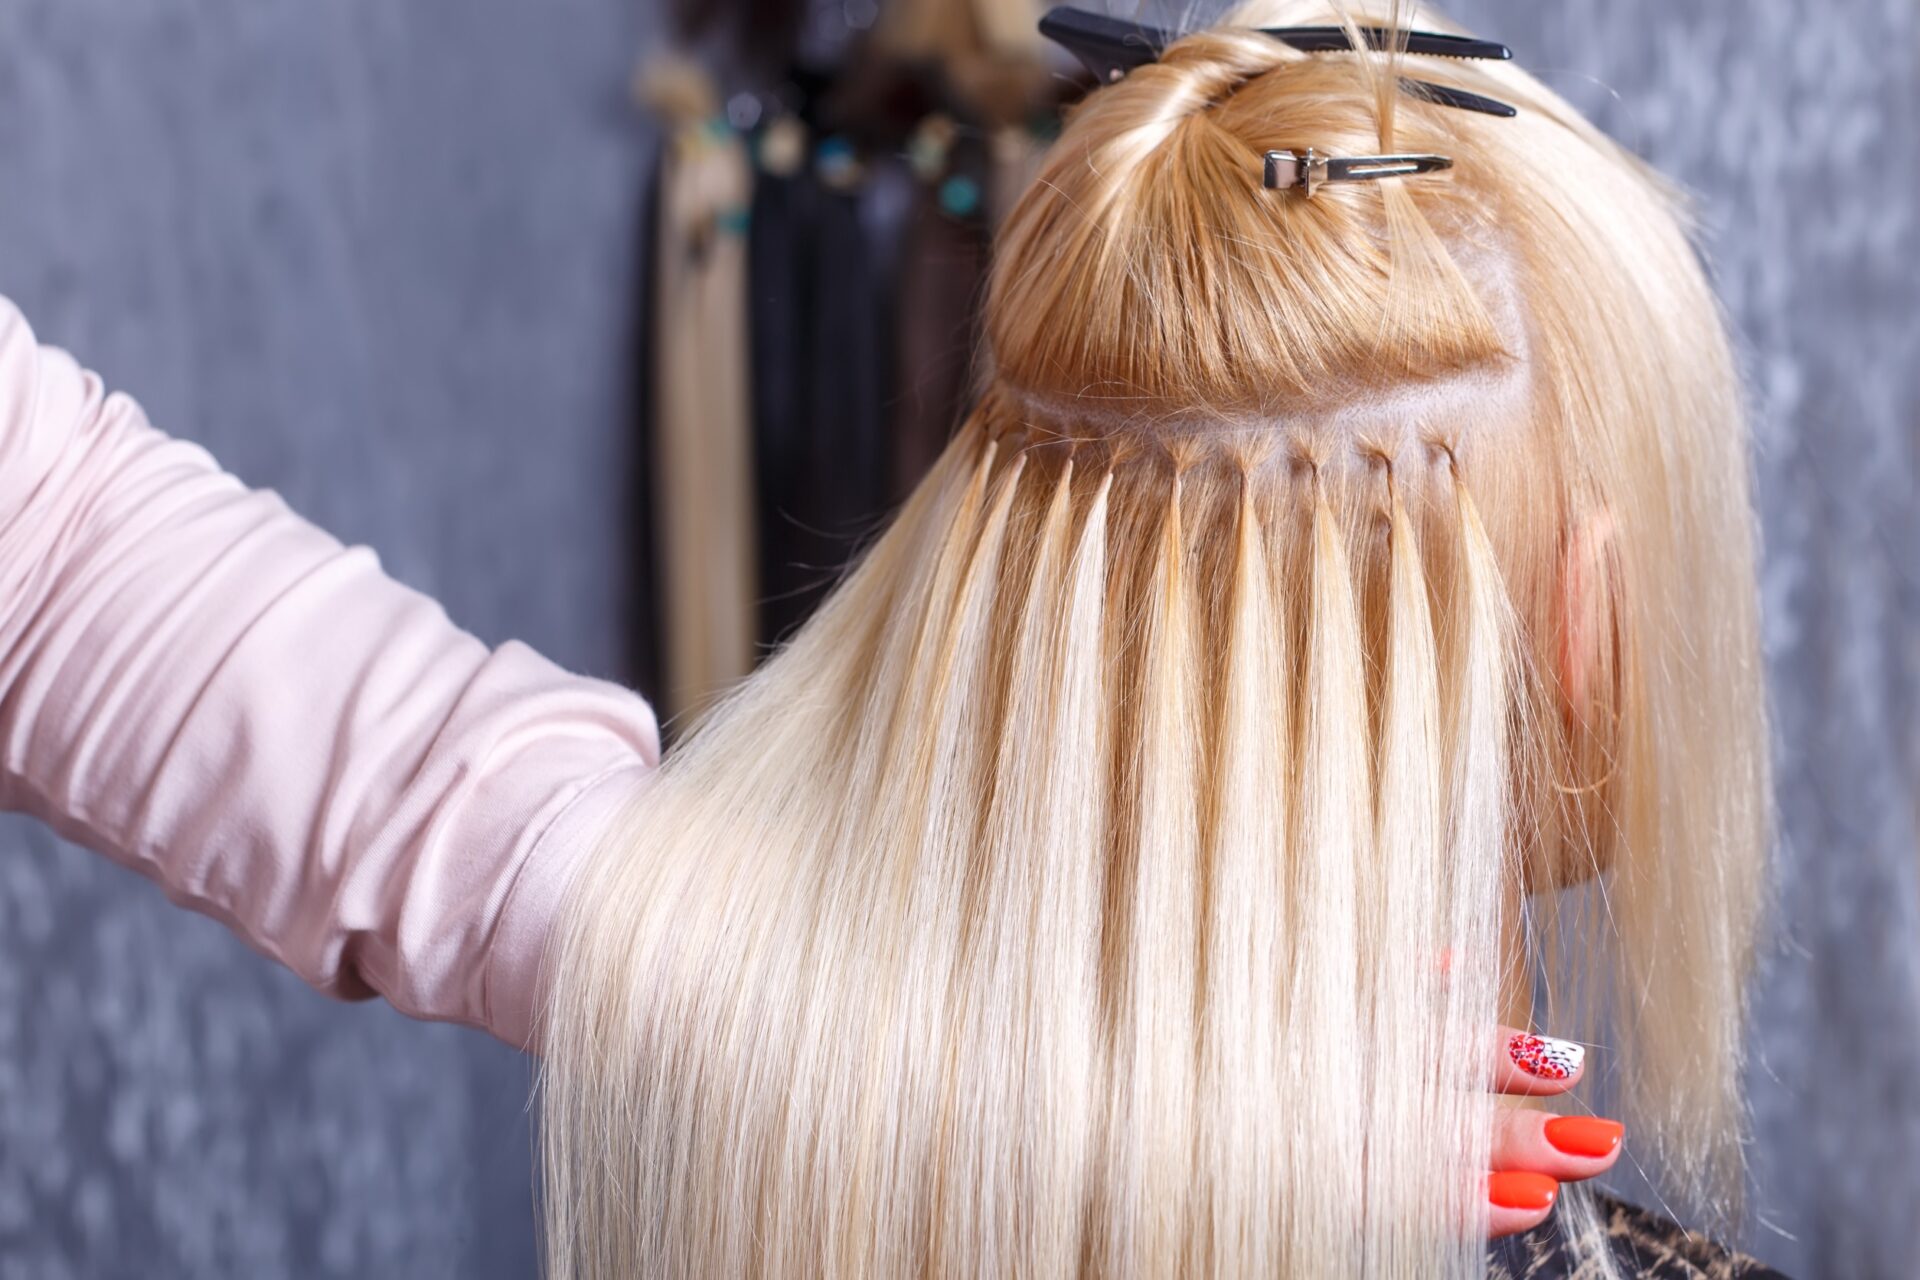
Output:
[539, 4, 1769, 1275]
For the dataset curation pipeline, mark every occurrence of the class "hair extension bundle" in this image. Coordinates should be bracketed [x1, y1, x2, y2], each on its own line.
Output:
[643, 64, 760, 723]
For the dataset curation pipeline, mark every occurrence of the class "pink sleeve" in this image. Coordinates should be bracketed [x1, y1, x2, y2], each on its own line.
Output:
[0, 296, 660, 1049]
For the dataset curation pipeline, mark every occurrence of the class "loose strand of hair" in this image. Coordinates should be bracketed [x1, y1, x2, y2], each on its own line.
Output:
[834, 448, 1032, 1276]
[1101, 467, 1205, 1275]
[1440, 470, 1518, 1253]
[926, 459, 1089, 1273]
[1191, 467, 1291, 1274]
[1278, 473, 1371, 1271]
[1360, 470, 1470, 1274]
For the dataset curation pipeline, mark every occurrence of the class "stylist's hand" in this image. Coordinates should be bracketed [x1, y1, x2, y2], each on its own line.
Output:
[1484, 1027, 1623, 1237]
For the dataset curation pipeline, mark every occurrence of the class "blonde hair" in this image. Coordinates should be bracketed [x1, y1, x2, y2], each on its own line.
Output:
[540, 4, 1769, 1276]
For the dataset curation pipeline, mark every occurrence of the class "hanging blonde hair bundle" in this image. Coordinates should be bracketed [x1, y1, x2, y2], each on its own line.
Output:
[538, 4, 1769, 1276]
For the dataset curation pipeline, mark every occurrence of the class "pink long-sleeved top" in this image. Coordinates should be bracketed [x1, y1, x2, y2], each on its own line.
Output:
[0, 296, 661, 1050]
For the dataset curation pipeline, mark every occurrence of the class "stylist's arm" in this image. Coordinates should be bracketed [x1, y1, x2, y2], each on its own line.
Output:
[0, 296, 660, 1051]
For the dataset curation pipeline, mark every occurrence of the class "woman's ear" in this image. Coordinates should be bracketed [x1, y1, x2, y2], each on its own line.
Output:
[1532, 506, 1621, 896]
[1557, 508, 1616, 725]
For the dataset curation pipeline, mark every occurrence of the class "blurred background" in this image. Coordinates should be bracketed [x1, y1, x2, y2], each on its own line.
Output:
[0, 0, 1913, 1276]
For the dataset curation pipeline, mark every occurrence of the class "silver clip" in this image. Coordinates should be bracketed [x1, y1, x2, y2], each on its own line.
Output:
[1262, 148, 1453, 197]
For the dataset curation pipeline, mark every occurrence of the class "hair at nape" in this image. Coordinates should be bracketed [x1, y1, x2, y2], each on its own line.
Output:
[536, 2, 1770, 1276]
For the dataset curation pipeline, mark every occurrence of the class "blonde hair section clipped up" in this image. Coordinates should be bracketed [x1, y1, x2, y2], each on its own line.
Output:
[537, 2, 1770, 1276]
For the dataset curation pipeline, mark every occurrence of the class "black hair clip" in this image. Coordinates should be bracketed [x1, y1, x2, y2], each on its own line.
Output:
[1258, 25, 1510, 61]
[1037, 6, 1517, 119]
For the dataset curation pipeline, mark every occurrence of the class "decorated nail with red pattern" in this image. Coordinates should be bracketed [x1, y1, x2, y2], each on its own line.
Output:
[1508, 1032, 1584, 1082]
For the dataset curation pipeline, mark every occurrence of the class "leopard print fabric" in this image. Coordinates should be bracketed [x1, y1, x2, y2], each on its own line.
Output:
[1487, 1194, 1793, 1279]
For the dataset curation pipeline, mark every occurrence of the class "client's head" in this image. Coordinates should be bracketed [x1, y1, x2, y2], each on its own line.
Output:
[540, 5, 1768, 1276]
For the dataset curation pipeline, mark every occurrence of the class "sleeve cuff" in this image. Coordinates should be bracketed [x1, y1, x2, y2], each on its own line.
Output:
[484, 758, 655, 1052]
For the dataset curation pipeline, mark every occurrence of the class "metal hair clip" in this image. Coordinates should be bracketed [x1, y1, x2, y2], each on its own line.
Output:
[1264, 147, 1452, 197]
[1037, 6, 1518, 118]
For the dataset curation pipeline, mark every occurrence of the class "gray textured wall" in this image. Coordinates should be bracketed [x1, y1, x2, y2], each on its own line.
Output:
[0, 1, 1914, 1277]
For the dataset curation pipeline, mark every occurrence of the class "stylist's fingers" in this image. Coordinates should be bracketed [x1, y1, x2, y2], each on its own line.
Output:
[1487, 1170, 1559, 1238]
[1491, 1107, 1624, 1180]
[1491, 1026, 1587, 1096]
[1484, 1110, 1624, 1238]
[1475, 1022, 1604, 1237]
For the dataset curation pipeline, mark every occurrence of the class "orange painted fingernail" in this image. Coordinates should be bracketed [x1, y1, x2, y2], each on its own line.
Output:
[1488, 1171, 1558, 1212]
[1544, 1116, 1624, 1159]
